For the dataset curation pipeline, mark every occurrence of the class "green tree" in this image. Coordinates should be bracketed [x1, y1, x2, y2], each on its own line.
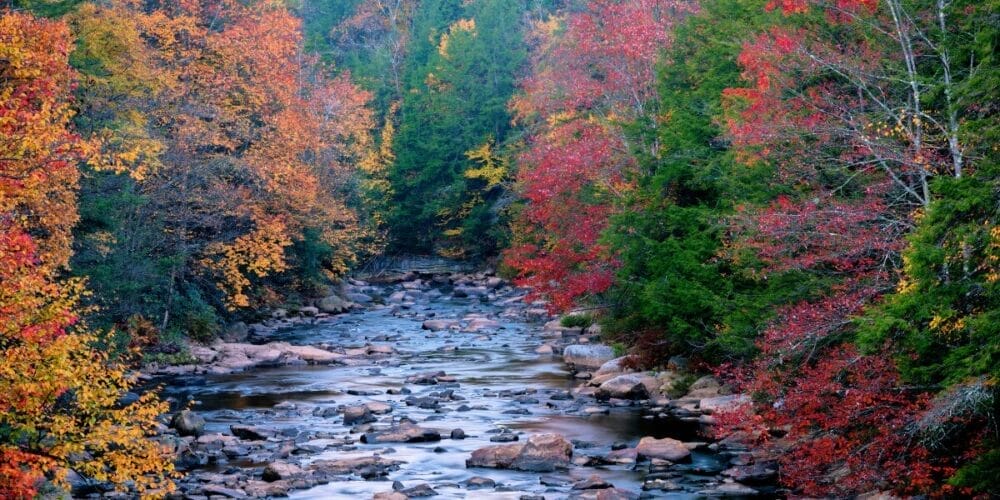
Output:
[601, 0, 786, 361]
[388, 0, 527, 258]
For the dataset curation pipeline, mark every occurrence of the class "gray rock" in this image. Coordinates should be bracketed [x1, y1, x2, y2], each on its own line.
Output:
[343, 405, 376, 425]
[465, 476, 496, 489]
[361, 423, 441, 444]
[563, 344, 616, 369]
[200, 485, 248, 498]
[230, 425, 271, 441]
[318, 295, 353, 314]
[398, 483, 438, 497]
[170, 410, 206, 437]
[596, 373, 652, 401]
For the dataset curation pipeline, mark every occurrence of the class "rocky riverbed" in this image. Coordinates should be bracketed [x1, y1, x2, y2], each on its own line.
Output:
[138, 270, 778, 499]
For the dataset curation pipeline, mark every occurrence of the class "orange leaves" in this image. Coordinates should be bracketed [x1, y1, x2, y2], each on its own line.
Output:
[202, 216, 293, 310]
[0, 12, 85, 272]
[1, 11, 175, 497]
[69, 0, 375, 309]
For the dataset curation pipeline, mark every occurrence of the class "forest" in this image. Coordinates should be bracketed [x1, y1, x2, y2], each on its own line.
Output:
[2, 0, 998, 498]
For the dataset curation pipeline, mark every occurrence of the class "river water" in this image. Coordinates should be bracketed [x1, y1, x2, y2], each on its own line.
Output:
[163, 283, 733, 499]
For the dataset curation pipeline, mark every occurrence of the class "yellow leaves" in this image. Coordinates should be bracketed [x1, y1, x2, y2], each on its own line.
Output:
[438, 18, 476, 58]
[986, 224, 1000, 284]
[202, 217, 293, 310]
[464, 138, 507, 189]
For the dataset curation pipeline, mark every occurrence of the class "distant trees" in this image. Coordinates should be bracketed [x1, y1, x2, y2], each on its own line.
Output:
[386, 0, 529, 258]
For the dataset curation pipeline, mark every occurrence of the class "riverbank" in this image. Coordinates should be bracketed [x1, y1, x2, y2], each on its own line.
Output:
[128, 270, 778, 499]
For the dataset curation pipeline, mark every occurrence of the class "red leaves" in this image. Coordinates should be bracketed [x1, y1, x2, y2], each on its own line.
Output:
[505, 0, 695, 311]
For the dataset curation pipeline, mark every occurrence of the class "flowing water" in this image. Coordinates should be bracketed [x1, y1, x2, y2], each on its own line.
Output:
[164, 284, 731, 499]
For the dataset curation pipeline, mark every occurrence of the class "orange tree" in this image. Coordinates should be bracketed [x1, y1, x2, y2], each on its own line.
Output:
[0, 11, 173, 497]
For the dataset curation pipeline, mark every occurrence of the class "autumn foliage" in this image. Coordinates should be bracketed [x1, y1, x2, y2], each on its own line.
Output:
[67, 0, 375, 320]
[1, 11, 173, 497]
[505, 0, 697, 311]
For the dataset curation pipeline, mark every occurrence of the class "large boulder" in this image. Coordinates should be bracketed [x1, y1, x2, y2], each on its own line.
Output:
[466, 434, 572, 472]
[636, 437, 691, 463]
[510, 433, 573, 472]
[170, 410, 205, 437]
[343, 405, 376, 425]
[309, 456, 404, 480]
[596, 374, 653, 401]
[563, 344, 616, 370]
[361, 423, 441, 444]
[261, 462, 304, 482]
[466, 443, 523, 469]
[318, 295, 353, 314]
[699, 394, 749, 414]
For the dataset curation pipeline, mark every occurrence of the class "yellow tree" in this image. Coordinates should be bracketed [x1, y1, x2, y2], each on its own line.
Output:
[0, 10, 174, 497]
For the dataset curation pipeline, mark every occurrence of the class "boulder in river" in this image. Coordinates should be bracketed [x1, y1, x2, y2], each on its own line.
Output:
[636, 436, 691, 463]
[318, 294, 354, 314]
[422, 319, 459, 331]
[261, 461, 304, 482]
[230, 425, 273, 441]
[361, 423, 441, 444]
[572, 474, 613, 490]
[466, 433, 572, 472]
[563, 344, 616, 370]
[343, 405, 376, 425]
[309, 456, 404, 480]
[595, 373, 653, 401]
[170, 409, 205, 437]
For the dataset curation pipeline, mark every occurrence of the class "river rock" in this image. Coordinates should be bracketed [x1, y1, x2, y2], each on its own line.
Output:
[466, 443, 523, 469]
[373, 493, 408, 500]
[344, 405, 377, 425]
[722, 463, 778, 484]
[572, 474, 613, 490]
[594, 489, 641, 500]
[405, 371, 447, 384]
[398, 483, 437, 497]
[697, 481, 759, 497]
[464, 476, 495, 489]
[636, 436, 691, 463]
[467, 434, 572, 472]
[463, 317, 501, 332]
[361, 423, 441, 443]
[684, 375, 732, 399]
[309, 456, 404, 479]
[346, 292, 373, 304]
[262, 461, 304, 482]
[318, 295, 353, 314]
[563, 344, 615, 370]
[230, 425, 272, 441]
[299, 306, 319, 316]
[365, 401, 393, 414]
[201, 485, 249, 498]
[596, 374, 653, 400]
[422, 319, 459, 331]
[170, 409, 206, 437]
[511, 433, 573, 472]
[699, 394, 749, 414]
